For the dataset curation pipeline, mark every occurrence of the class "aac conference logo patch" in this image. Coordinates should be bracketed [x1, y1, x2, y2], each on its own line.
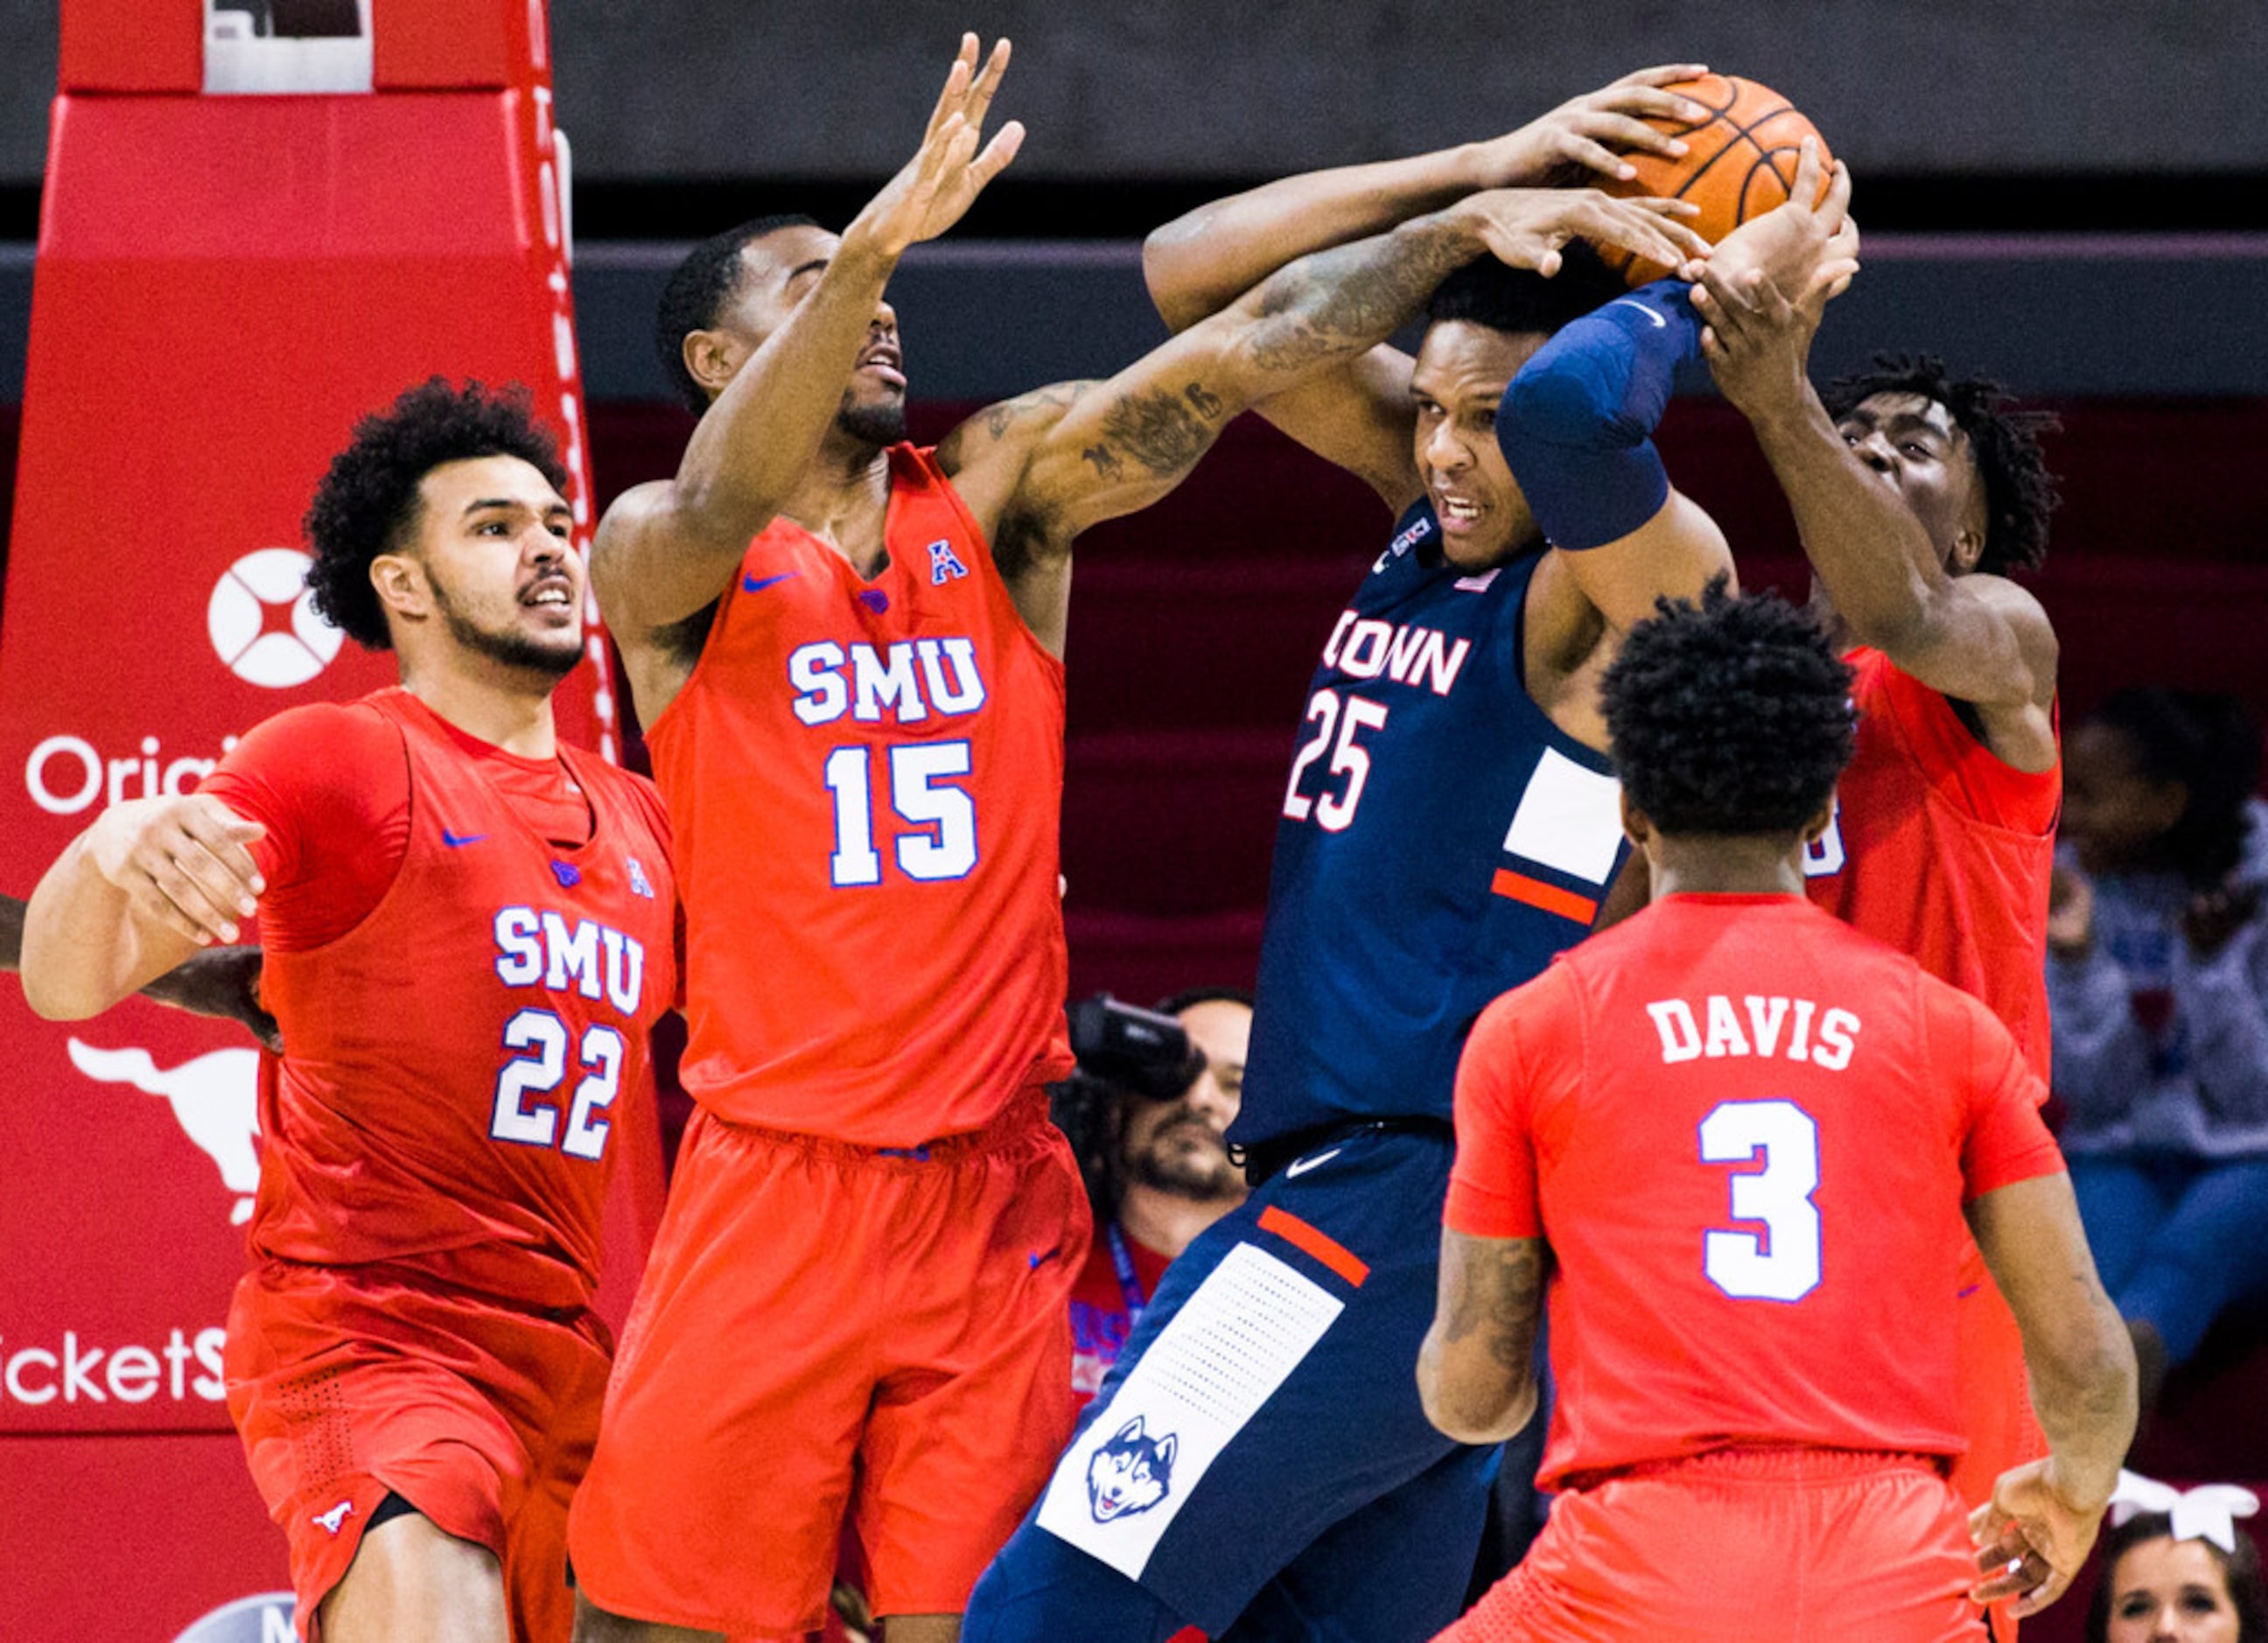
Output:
[206, 549, 344, 689]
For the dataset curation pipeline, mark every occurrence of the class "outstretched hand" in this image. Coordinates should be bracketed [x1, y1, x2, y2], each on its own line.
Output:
[847, 34, 1026, 261]
[82, 793, 265, 948]
[144, 944, 282, 1053]
[1690, 140, 1859, 411]
[1970, 1458, 2109, 1619]
[1474, 65, 1713, 190]
[1452, 186, 1710, 281]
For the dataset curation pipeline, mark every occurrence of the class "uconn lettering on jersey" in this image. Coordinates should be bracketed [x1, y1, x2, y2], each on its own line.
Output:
[1318, 611, 1471, 697]
[788, 638, 987, 725]
[492, 908, 648, 1016]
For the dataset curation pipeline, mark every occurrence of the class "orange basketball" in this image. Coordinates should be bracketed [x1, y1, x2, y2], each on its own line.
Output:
[1599, 73, 1834, 287]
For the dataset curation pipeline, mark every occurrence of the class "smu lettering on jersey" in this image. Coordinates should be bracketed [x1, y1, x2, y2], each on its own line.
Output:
[1802, 647, 2060, 1080]
[1232, 501, 1629, 1149]
[646, 444, 1074, 1146]
[253, 690, 680, 1314]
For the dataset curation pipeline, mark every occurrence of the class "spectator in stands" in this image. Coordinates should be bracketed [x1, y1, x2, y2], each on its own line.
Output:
[2049, 688, 2268, 1402]
[2085, 1473, 2265, 1641]
[1062, 988, 1253, 1404]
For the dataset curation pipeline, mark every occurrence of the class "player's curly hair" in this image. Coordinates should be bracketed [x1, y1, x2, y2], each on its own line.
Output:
[1822, 353, 2061, 577]
[2083, 1511, 2267, 1642]
[1601, 577, 1857, 837]
[655, 214, 821, 415]
[1425, 239, 1627, 339]
[2088, 687, 2264, 889]
[303, 378, 568, 652]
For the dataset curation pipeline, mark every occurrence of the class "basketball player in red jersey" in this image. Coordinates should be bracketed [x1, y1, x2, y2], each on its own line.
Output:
[1690, 202, 2066, 1637]
[1421, 584, 2133, 1642]
[563, 37, 1711, 1643]
[22, 381, 679, 1643]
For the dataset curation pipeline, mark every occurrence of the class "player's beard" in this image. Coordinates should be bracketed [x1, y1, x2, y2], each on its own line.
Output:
[838, 389, 907, 449]
[1125, 1108, 1242, 1203]
[429, 576, 583, 682]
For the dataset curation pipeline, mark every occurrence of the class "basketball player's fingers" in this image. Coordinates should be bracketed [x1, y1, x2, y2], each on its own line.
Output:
[164, 833, 263, 926]
[2012, 1564, 2076, 1619]
[132, 846, 242, 946]
[922, 35, 980, 142]
[1574, 201, 1704, 274]
[969, 121, 1026, 190]
[1788, 137, 1827, 213]
[1572, 109, 1693, 162]
[178, 804, 267, 897]
[962, 37, 1012, 130]
[1621, 198, 1714, 254]
[1609, 63, 1709, 92]
[1818, 158, 1855, 227]
[1812, 256, 1861, 302]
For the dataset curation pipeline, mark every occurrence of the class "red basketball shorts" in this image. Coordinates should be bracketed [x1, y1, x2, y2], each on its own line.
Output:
[1438, 1446, 1979, 1643]
[224, 1262, 612, 1643]
[567, 1090, 1089, 1638]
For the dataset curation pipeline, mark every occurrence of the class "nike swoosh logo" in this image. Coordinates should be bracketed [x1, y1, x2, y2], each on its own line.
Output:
[1029, 1249, 1060, 1270]
[742, 570, 800, 594]
[441, 829, 487, 848]
[1284, 1147, 1343, 1179]
[1608, 297, 1667, 329]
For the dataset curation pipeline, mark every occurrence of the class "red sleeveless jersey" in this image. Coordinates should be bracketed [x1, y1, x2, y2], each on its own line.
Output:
[646, 444, 1074, 1145]
[1804, 647, 2060, 1080]
[1446, 894, 2062, 1488]
[247, 690, 679, 1312]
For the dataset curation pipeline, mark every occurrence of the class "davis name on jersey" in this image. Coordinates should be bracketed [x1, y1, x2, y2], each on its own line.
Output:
[1645, 994, 1861, 1071]
[493, 908, 648, 1017]
[789, 637, 986, 725]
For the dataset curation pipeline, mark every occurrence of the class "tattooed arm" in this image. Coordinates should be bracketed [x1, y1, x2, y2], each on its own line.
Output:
[1417, 1229, 1547, 1444]
[941, 188, 1703, 655]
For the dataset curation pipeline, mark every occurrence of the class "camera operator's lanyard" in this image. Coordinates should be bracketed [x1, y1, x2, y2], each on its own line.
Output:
[1107, 1224, 1148, 1325]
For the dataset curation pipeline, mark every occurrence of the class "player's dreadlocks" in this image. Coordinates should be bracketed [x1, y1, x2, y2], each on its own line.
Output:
[1425, 239, 1626, 339]
[304, 378, 569, 651]
[654, 214, 820, 415]
[1823, 352, 2061, 577]
[1602, 578, 1857, 837]
[2087, 687, 2264, 889]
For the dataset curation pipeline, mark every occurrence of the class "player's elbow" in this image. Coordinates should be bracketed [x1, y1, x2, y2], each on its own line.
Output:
[1417, 1349, 1536, 1446]
[1140, 228, 1209, 333]
[18, 955, 107, 1023]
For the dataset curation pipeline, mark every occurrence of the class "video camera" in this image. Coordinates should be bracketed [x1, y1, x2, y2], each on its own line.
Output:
[1064, 993, 1206, 1100]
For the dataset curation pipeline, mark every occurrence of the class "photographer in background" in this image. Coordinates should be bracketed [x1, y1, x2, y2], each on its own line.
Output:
[1055, 988, 1253, 1403]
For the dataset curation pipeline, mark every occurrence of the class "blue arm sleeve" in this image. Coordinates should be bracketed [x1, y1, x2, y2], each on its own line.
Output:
[1496, 278, 1703, 551]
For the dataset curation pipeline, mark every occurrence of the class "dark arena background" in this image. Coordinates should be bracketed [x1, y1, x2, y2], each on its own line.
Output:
[0, 3, 2262, 1637]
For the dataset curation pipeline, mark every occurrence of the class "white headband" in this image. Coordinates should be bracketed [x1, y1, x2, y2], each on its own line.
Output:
[2110, 1469, 2262, 1556]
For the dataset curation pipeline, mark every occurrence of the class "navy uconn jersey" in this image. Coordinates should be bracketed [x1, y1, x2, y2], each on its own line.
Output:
[1232, 501, 1630, 1148]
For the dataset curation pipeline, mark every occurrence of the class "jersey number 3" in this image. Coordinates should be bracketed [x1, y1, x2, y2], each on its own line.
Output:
[1698, 1100, 1822, 1302]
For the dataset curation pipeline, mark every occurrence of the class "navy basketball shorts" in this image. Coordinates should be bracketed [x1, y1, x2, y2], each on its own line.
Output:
[979, 1123, 1498, 1641]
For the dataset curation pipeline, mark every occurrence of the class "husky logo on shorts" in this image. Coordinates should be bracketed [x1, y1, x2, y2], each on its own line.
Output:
[312, 1500, 354, 1535]
[927, 537, 970, 585]
[1087, 1416, 1177, 1522]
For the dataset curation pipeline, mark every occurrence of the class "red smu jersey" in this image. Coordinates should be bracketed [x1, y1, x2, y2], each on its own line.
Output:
[1804, 647, 2060, 1079]
[1446, 893, 2062, 1489]
[220, 689, 678, 1313]
[646, 444, 1074, 1145]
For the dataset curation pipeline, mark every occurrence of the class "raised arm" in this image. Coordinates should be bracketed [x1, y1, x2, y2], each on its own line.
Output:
[1140, 67, 1711, 503]
[592, 36, 1024, 640]
[21, 794, 266, 1022]
[1692, 162, 2057, 768]
[1965, 1171, 2138, 1617]
[945, 188, 1707, 652]
[1416, 1229, 1546, 1444]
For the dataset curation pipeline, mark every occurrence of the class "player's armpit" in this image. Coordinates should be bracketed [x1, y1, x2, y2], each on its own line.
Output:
[1418, 1230, 1545, 1444]
[1868, 575, 2059, 769]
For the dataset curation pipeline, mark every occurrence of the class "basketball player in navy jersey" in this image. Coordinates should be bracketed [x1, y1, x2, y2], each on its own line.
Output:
[963, 80, 1855, 1643]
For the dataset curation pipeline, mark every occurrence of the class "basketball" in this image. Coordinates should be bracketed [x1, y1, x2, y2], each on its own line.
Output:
[1598, 73, 1834, 286]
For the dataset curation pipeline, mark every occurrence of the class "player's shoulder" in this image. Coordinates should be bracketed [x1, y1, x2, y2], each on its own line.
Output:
[221, 694, 402, 771]
[587, 759, 674, 846]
